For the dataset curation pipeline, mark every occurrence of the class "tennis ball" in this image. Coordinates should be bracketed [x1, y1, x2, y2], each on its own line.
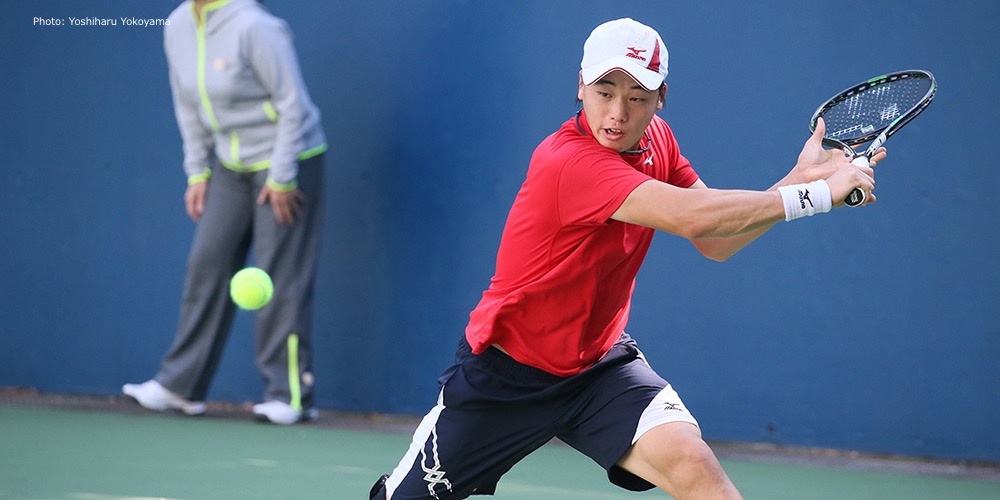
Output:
[230, 267, 273, 310]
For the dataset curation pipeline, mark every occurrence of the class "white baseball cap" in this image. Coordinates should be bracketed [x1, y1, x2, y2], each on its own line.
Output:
[580, 18, 669, 91]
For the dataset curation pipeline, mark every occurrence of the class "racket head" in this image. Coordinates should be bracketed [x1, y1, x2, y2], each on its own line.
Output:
[810, 69, 937, 147]
[821, 137, 857, 156]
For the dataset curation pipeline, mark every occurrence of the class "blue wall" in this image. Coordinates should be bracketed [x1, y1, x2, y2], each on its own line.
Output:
[2, 1, 997, 464]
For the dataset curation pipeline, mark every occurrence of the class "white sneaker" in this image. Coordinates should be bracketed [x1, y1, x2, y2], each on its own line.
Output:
[122, 380, 206, 416]
[252, 400, 318, 425]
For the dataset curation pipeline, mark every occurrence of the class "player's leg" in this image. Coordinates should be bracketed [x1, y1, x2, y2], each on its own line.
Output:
[375, 339, 562, 499]
[617, 422, 741, 499]
[250, 156, 324, 423]
[376, 387, 553, 499]
[556, 334, 741, 499]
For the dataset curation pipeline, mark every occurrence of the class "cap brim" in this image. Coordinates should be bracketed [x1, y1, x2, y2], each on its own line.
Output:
[582, 57, 663, 91]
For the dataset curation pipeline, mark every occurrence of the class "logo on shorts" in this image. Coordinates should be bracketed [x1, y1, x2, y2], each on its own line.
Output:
[422, 464, 451, 499]
[662, 402, 683, 412]
[421, 427, 452, 498]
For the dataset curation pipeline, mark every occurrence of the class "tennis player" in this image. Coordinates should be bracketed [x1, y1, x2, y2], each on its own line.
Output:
[371, 18, 882, 500]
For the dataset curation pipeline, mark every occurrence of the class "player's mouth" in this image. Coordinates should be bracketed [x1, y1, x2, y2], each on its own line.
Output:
[603, 128, 626, 141]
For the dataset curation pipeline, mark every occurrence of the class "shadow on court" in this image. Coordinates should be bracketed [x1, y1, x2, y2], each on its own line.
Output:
[1, 391, 997, 499]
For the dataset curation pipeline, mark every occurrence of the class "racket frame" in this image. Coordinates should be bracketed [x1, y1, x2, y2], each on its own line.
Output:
[810, 70, 937, 206]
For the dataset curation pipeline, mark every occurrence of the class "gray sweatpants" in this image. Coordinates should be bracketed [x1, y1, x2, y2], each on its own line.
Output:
[155, 155, 323, 408]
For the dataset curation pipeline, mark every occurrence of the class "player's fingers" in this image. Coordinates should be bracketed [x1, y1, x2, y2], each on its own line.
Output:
[857, 167, 876, 205]
[869, 147, 887, 167]
[812, 117, 826, 141]
[856, 160, 875, 179]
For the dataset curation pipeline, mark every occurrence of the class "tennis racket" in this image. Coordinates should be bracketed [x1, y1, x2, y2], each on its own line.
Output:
[810, 69, 937, 206]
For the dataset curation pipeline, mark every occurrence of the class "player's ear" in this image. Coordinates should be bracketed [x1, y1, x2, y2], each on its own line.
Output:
[656, 84, 666, 110]
[578, 72, 586, 101]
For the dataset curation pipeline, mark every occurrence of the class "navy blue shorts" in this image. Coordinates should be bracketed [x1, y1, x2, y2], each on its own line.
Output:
[382, 334, 699, 499]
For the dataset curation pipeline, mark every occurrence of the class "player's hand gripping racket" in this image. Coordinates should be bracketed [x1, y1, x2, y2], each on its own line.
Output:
[810, 69, 937, 206]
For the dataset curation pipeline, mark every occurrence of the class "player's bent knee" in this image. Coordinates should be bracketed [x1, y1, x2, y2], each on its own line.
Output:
[619, 422, 722, 488]
[646, 422, 712, 467]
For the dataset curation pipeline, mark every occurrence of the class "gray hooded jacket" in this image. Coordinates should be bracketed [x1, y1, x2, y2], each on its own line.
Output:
[165, 0, 326, 188]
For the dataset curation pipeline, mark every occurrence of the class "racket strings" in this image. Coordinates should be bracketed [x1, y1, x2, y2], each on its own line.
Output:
[823, 79, 931, 143]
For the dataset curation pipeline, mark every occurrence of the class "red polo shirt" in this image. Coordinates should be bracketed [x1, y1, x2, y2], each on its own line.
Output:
[465, 111, 699, 376]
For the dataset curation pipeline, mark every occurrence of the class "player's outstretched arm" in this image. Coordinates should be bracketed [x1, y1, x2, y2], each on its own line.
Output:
[690, 120, 881, 260]
[613, 119, 877, 261]
[611, 180, 785, 244]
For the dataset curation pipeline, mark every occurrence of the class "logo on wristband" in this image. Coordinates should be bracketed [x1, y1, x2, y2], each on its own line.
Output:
[779, 181, 830, 221]
[798, 188, 814, 209]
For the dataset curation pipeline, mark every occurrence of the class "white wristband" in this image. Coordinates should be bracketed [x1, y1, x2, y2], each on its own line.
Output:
[777, 180, 832, 221]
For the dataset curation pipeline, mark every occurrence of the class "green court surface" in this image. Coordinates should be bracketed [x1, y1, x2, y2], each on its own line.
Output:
[1, 402, 998, 500]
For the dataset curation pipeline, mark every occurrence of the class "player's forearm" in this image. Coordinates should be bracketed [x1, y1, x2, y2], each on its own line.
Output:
[614, 181, 785, 241]
[691, 221, 776, 262]
[675, 189, 784, 238]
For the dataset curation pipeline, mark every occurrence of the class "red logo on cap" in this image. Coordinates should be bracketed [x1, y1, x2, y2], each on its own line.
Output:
[626, 47, 648, 62]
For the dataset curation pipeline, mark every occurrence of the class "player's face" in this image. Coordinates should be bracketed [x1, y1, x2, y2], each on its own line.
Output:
[578, 70, 664, 152]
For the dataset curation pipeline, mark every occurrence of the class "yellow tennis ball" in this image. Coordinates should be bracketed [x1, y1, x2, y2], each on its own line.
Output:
[230, 267, 273, 310]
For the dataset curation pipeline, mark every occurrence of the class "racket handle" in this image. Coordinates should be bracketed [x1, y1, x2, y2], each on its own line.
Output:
[844, 155, 870, 207]
[845, 188, 865, 207]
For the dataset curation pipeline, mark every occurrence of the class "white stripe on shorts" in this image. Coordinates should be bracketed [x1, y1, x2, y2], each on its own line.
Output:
[386, 389, 451, 499]
[632, 384, 700, 444]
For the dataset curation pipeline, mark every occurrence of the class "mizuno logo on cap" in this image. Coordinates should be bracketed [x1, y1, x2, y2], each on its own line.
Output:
[626, 47, 648, 62]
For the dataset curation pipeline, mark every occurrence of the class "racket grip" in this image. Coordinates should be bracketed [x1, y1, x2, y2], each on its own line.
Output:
[844, 155, 870, 207]
[845, 188, 866, 207]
